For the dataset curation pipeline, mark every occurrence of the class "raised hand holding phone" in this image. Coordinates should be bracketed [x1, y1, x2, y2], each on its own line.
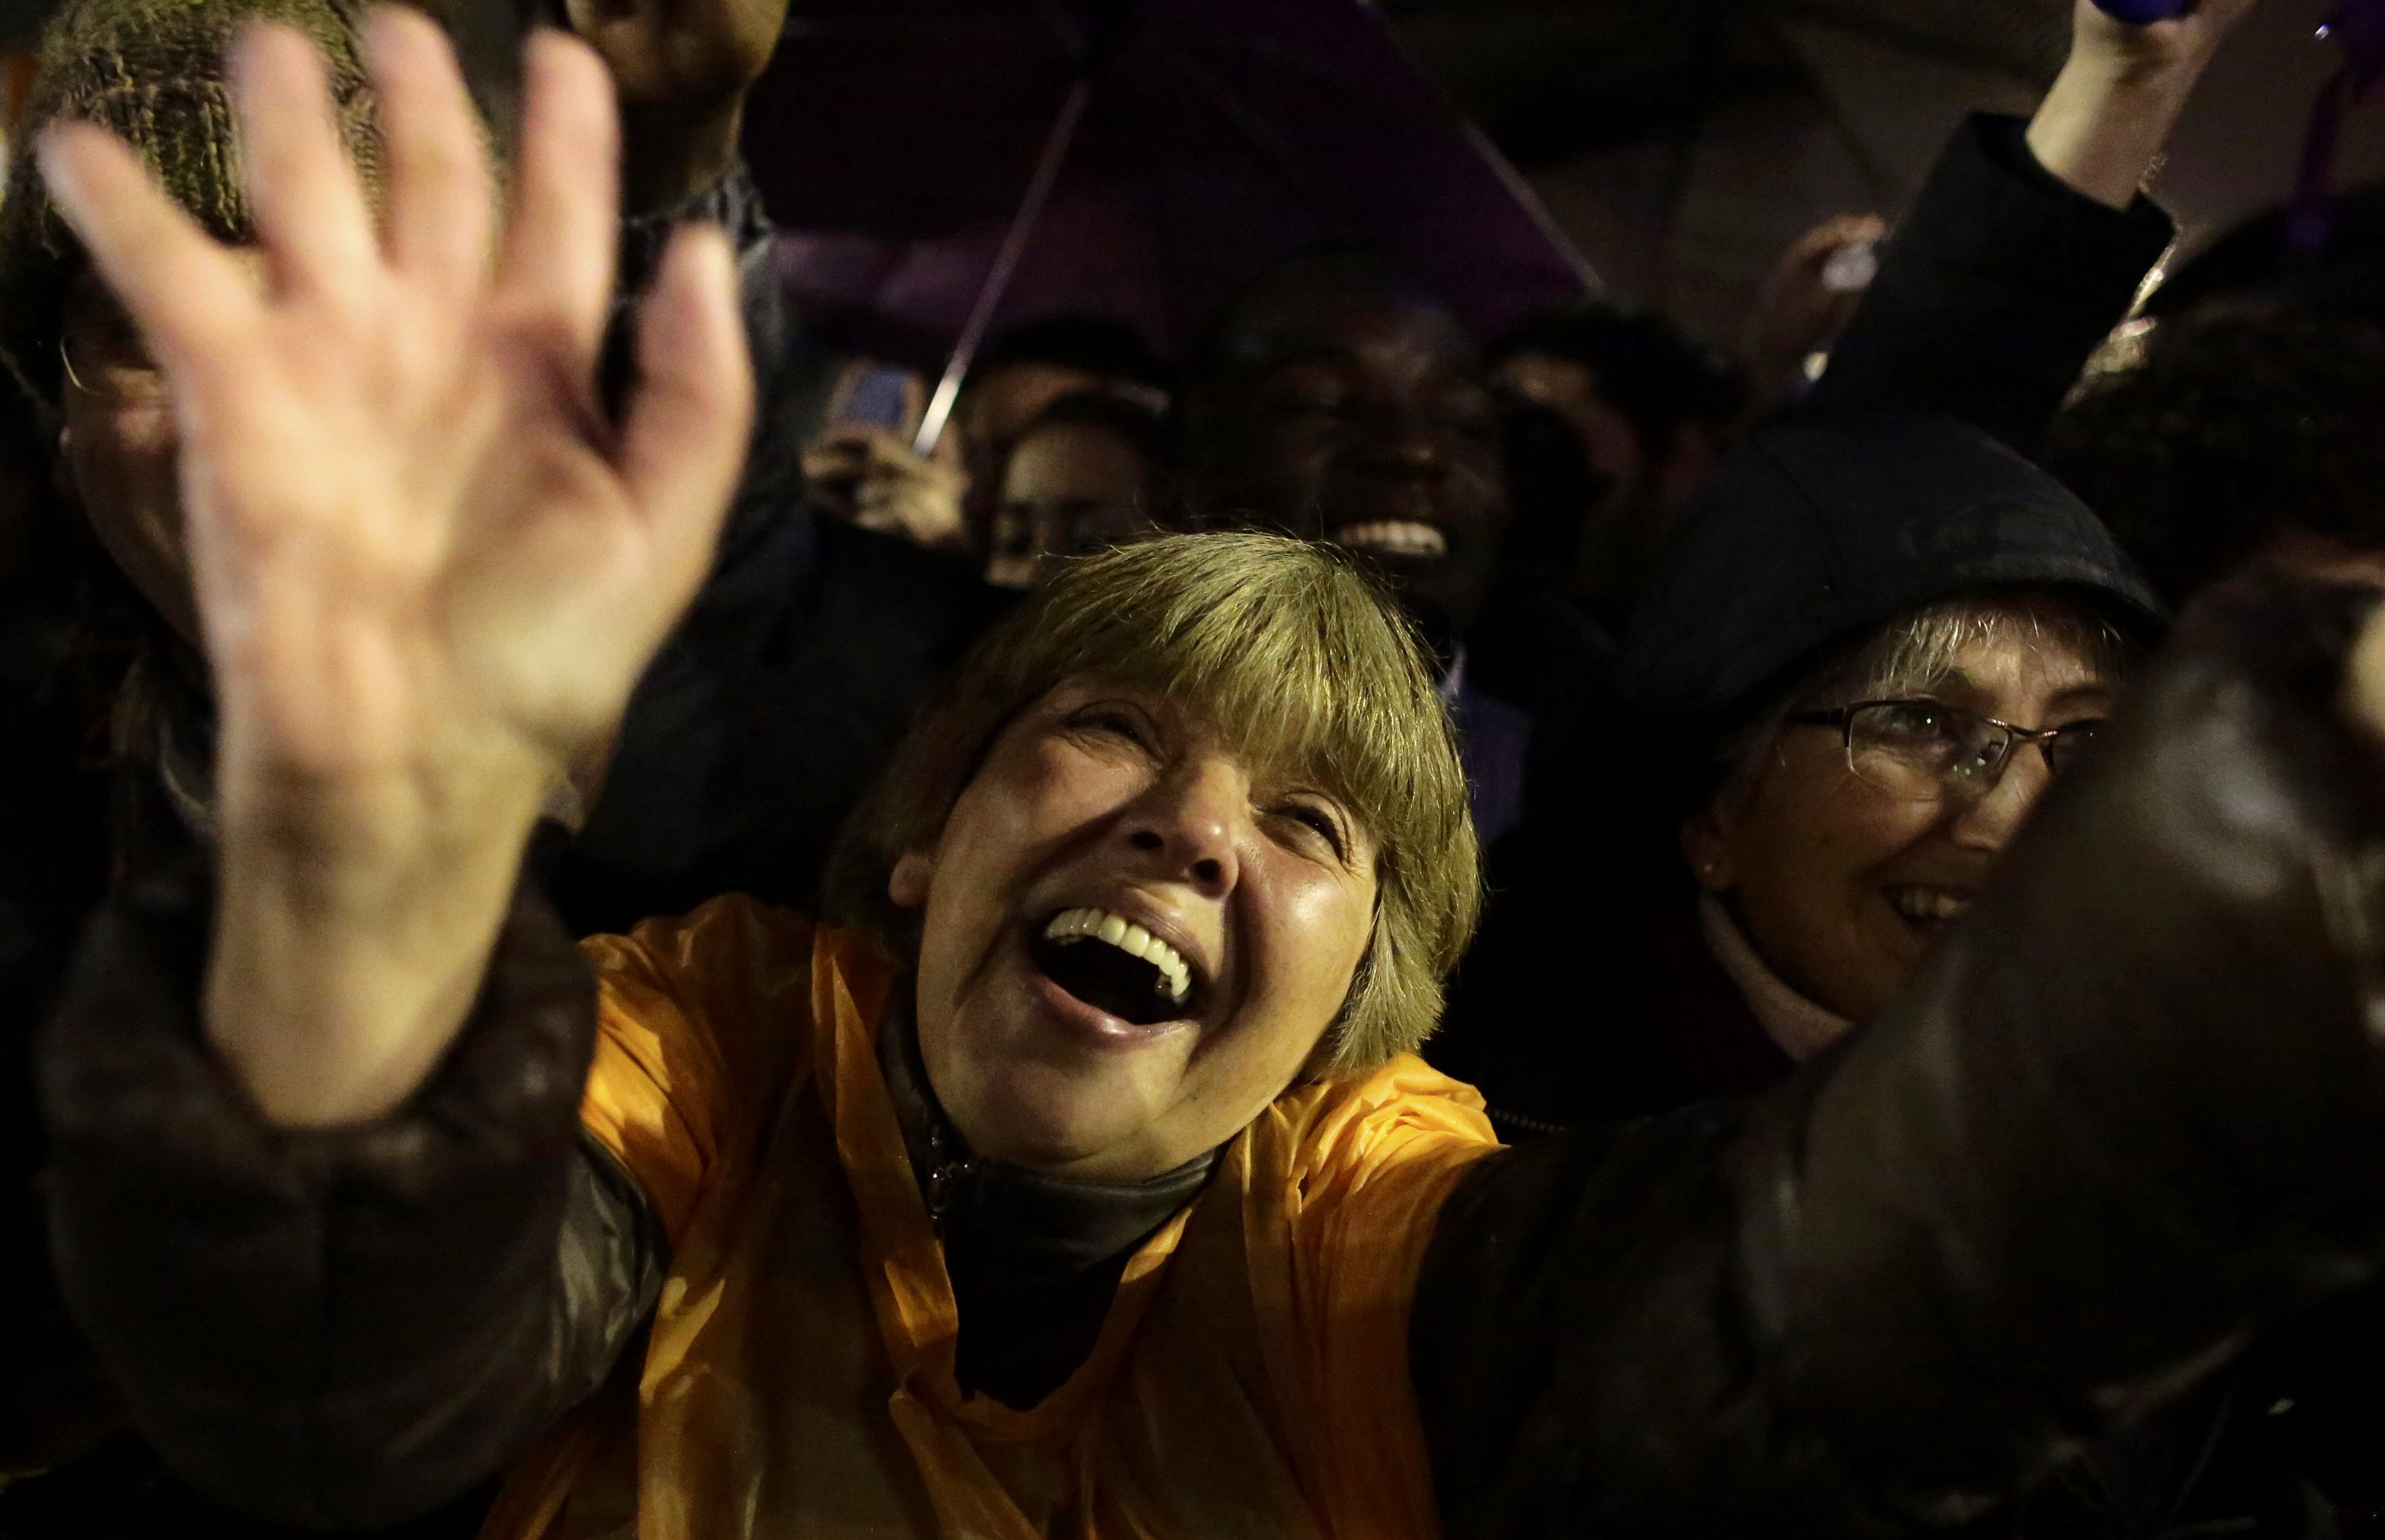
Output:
[36, 8, 753, 1126]
[2031, 0, 2267, 210]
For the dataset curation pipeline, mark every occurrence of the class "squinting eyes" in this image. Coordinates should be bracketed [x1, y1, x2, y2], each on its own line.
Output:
[1274, 804, 1348, 860]
[1060, 708, 1355, 863]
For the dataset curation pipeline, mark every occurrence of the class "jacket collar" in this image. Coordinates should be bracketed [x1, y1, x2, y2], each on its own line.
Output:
[1697, 893, 1853, 1064]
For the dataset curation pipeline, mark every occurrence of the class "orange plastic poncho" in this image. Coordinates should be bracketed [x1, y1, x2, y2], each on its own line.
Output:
[481, 895, 1501, 1540]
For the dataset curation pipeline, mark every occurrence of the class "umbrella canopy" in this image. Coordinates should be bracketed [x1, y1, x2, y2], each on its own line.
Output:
[745, 0, 1599, 390]
[1373, 0, 2074, 344]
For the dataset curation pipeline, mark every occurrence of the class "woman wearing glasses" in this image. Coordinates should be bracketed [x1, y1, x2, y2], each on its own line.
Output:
[1671, 429, 2147, 1049]
[1440, 412, 2161, 1130]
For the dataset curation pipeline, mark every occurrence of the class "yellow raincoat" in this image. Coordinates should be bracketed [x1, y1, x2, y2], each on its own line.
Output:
[482, 895, 1501, 1540]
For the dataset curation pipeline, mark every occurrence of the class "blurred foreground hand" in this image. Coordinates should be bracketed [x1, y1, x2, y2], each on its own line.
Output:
[37, 7, 752, 1125]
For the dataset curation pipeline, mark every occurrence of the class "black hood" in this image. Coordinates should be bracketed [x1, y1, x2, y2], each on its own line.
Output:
[1620, 412, 2164, 728]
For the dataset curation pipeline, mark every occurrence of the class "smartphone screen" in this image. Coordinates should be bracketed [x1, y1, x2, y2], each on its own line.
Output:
[833, 364, 921, 433]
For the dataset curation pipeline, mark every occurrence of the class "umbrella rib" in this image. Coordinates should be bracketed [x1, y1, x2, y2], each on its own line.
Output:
[1458, 120, 1603, 295]
[914, 74, 1097, 456]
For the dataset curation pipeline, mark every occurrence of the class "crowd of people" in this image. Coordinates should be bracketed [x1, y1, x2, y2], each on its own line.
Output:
[6, 0, 2385, 1535]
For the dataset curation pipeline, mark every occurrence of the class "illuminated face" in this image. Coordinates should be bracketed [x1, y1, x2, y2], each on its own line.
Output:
[892, 681, 1377, 1179]
[1684, 612, 2115, 1024]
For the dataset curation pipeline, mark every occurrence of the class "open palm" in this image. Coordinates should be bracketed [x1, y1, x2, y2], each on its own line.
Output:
[38, 10, 752, 801]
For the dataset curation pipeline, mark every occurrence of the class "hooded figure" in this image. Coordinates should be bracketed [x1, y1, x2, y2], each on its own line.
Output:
[1434, 412, 2161, 1133]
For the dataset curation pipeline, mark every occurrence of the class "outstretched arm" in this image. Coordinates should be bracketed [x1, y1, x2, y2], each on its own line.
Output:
[1810, 0, 2265, 450]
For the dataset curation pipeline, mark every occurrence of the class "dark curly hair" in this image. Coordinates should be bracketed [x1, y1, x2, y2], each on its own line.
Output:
[1486, 298, 1751, 462]
[2046, 301, 2385, 604]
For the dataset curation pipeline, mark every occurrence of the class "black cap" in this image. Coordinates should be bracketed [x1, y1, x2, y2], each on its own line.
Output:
[1622, 413, 2164, 725]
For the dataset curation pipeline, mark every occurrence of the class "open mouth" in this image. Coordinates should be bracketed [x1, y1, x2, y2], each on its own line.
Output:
[1886, 886, 1972, 929]
[1334, 520, 1448, 560]
[1030, 906, 1203, 1028]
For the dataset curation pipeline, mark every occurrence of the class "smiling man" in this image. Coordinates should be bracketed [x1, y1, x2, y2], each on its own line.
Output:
[1179, 249, 1509, 667]
[1177, 249, 1534, 842]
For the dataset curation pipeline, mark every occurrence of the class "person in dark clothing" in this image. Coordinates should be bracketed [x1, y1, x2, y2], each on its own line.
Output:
[42, 31, 2385, 1539]
[1464, 414, 2161, 1126]
[1175, 245, 1539, 844]
[1178, 245, 1510, 668]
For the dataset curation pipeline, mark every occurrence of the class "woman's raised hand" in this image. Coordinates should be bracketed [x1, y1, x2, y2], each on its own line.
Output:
[41, 9, 750, 806]
[36, 10, 753, 1127]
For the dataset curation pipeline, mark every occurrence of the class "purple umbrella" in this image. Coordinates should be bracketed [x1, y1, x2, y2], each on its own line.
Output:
[742, 0, 1599, 451]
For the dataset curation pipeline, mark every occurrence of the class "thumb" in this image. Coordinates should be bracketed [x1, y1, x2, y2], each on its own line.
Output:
[619, 223, 752, 599]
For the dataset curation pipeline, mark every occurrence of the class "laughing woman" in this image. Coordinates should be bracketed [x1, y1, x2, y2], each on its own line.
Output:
[44, 14, 2385, 1540]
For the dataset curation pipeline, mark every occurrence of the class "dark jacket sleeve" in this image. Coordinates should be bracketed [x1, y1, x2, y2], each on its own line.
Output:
[37, 857, 666, 1530]
[1413, 572, 2385, 1537]
[1809, 113, 2176, 454]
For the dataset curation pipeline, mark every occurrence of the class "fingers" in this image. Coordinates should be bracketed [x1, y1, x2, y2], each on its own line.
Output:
[365, 7, 493, 292]
[232, 22, 380, 298]
[618, 224, 752, 591]
[35, 125, 258, 382]
[499, 29, 620, 365]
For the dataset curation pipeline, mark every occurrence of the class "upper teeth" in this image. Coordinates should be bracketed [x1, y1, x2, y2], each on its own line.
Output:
[1335, 521, 1447, 558]
[1045, 907, 1193, 1004]
[1889, 889, 1969, 924]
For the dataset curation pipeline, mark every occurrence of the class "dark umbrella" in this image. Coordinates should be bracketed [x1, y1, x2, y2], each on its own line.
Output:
[741, 0, 1600, 452]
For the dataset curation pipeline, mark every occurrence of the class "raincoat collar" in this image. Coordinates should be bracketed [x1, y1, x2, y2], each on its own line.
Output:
[810, 934, 1203, 1434]
[878, 995, 1217, 1279]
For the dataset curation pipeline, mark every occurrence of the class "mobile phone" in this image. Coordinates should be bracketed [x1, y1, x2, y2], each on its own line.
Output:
[835, 365, 919, 433]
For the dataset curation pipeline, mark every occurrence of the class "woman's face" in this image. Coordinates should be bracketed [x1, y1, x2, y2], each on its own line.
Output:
[986, 422, 1157, 589]
[892, 682, 1378, 1180]
[1683, 611, 2114, 1023]
[60, 269, 196, 638]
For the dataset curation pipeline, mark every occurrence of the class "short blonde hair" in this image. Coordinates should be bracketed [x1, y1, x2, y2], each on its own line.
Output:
[829, 533, 1481, 1073]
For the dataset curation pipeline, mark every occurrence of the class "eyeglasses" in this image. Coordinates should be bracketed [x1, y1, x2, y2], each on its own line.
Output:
[59, 328, 168, 403]
[1786, 698, 2104, 804]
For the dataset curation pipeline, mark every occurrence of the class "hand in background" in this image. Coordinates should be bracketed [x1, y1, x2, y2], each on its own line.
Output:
[2029, 0, 2270, 209]
[1742, 213, 1888, 405]
[38, 9, 752, 1125]
[802, 426, 971, 553]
